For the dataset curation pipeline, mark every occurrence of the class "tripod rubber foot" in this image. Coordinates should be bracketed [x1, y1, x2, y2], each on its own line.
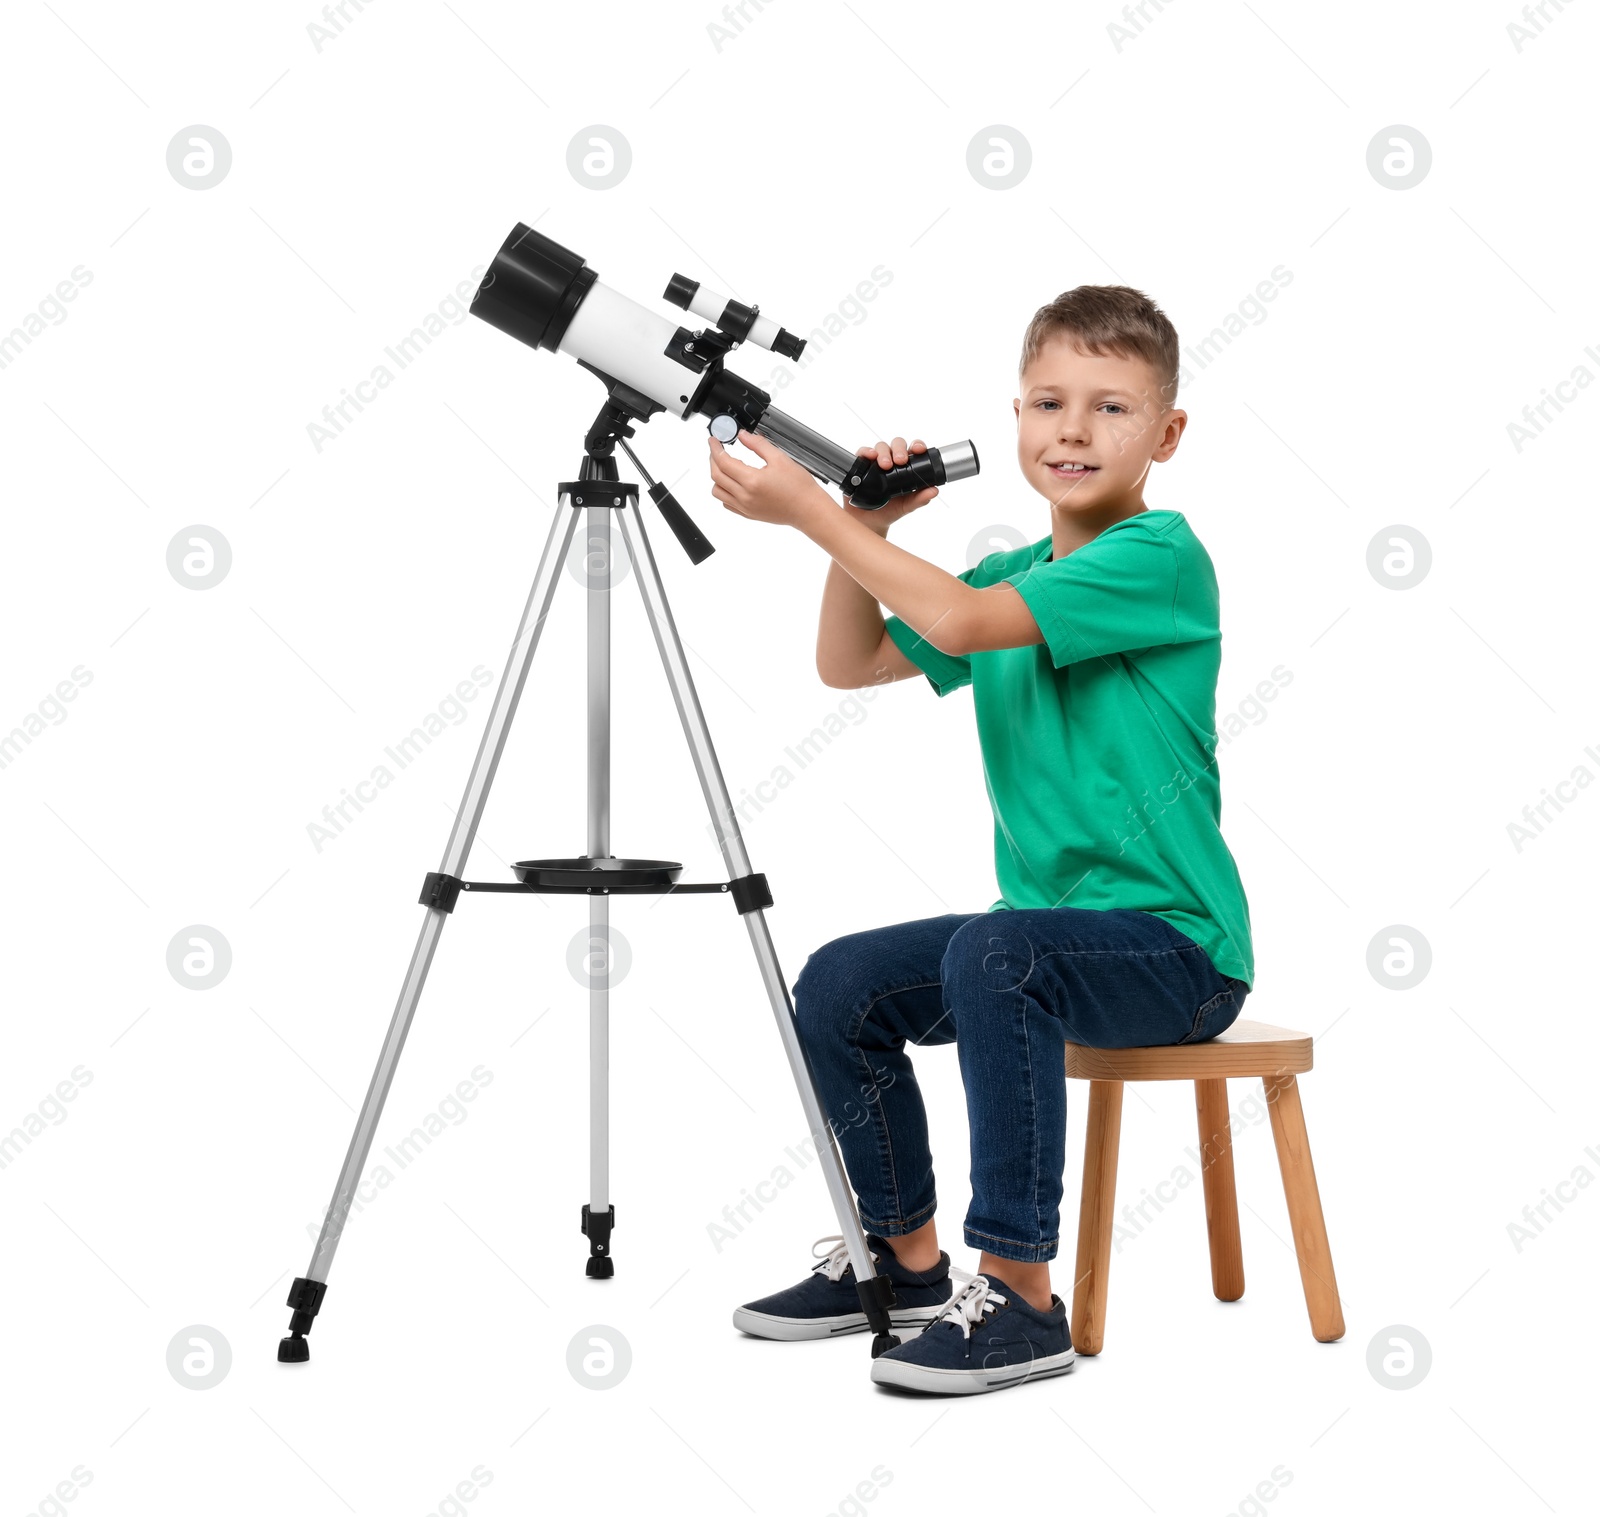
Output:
[871, 1332, 902, 1358]
[585, 1255, 615, 1279]
[278, 1335, 311, 1364]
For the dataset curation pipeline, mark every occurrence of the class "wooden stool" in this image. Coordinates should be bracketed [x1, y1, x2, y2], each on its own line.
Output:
[1064, 1019, 1344, 1353]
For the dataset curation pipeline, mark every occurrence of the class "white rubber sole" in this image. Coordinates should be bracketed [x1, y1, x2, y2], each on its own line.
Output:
[870, 1346, 1077, 1394]
[731, 1301, 950, 1342]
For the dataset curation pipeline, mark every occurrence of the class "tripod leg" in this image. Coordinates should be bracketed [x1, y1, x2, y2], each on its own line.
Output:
[582, 891, 613, 1276]
[615, 499, 902, 1357]
[278, 499, 582, 1363]
[583, 503, 614, 1277]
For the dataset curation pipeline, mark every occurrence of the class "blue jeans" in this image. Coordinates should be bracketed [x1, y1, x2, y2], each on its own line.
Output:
[791, 908, 1249, 1265]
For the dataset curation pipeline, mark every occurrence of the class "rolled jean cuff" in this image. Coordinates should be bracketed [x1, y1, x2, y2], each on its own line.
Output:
[963, 1223, 1059, 1264]
[858, 1195, 937, 1239]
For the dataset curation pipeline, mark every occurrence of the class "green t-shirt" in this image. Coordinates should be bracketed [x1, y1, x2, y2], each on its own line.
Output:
[883, 509, 1253, 988]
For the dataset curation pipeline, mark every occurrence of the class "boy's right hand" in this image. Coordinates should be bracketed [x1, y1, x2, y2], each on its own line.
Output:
[843, 436, 940, 533]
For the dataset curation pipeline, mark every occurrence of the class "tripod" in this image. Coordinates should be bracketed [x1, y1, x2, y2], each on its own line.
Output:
[279, 397, 905, 1361]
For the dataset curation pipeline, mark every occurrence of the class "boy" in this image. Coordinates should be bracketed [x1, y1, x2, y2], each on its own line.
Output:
[706, 285, 1253, 1395]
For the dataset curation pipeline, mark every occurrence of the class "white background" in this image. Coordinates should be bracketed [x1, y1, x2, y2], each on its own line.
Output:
[2, 1, 1595, 1513]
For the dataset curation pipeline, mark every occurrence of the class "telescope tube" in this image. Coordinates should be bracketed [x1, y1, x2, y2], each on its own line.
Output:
[470, 223, 981, 507]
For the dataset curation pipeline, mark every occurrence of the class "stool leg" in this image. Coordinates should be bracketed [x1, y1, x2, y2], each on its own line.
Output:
[1070, 1079, 1123, 1356]
[1194, 1078, 1244, 1302]
[1263, 1072, 1345, 1342]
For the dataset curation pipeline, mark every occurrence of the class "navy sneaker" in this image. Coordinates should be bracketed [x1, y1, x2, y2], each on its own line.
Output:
[732, 1234, 954, 1341]
[869, 1270, 1075, 1394]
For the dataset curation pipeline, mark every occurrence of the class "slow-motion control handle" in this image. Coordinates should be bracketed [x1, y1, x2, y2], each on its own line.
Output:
[617, 438, 715, 564]
[647, 479, 714, 564]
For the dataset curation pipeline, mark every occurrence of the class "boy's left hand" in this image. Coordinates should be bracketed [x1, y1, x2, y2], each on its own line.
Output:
[708, 429, 831, 529]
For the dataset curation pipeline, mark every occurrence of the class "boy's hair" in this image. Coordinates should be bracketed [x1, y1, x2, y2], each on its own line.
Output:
[1019, 286, 1181, 406]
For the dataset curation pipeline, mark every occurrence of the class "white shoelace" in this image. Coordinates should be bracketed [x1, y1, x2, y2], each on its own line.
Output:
[931, 1272, 1008, 1338]
[810, 1234, 881, 1281]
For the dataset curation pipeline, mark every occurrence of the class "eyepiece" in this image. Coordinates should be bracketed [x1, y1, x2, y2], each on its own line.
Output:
[936, 438, 980, 483]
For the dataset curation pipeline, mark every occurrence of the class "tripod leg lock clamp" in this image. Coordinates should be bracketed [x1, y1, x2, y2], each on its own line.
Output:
[580, 1203, 615, 1254]
[285, 1275, 328, 1330]
[729, 872, 773, 915]
[420, 871, 464, 913]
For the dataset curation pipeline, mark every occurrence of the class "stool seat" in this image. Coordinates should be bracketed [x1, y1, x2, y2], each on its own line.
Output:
[1063, 1018, 1312, 1082]
[1063, 1016, 1343, 1354]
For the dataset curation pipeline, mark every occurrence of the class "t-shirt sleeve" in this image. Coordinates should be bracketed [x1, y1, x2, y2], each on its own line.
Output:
[1002, 528, 1183, 667]
[883, 566, 978, 696]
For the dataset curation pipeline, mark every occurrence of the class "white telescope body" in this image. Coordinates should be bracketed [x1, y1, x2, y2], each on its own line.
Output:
[559, 279, 699, 420]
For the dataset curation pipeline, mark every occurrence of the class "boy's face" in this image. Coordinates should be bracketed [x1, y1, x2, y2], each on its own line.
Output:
[1013, 335, 1185, 514]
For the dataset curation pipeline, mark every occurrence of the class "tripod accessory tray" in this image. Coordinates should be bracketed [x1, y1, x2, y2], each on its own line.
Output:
[515, 855, 682, 890]
[418, 858, 774, 913]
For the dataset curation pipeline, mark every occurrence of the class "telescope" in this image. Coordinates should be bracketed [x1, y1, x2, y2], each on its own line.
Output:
[277, 221, 957, 1365]
[469, 223, 980, 561]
